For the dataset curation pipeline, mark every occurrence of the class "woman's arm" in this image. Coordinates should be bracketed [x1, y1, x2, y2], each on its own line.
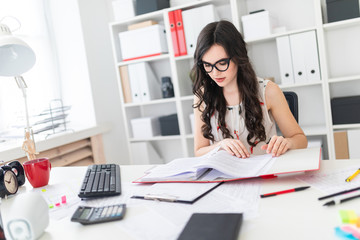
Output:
[263, 81, 308, 156]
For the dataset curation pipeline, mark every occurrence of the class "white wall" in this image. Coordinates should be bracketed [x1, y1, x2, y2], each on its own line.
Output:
[76, 0, 130, 164]
[47, 0, 96, 131]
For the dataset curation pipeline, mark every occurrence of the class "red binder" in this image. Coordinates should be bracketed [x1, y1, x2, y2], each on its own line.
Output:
[174, 9, 187, 56]
[168, 11, 180, 57]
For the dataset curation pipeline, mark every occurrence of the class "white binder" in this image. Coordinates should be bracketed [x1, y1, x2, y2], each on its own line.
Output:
[128, 63, 142, 103]
[302, 31, 321, 82]
[128, 62, 161, 102]
[276, 36, 295, 85]
[182, 4, 218, 56]
[289, 33, 308, 84]
[290, 31, 321, 84]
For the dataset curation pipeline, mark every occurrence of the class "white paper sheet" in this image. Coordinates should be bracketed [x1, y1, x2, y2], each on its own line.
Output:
[296, 165, 360, 194]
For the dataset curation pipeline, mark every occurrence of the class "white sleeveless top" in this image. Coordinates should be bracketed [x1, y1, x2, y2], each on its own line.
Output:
[210, 79, 276, 155]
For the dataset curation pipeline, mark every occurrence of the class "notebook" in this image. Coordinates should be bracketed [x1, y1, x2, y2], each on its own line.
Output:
[177, 213, 243, 240]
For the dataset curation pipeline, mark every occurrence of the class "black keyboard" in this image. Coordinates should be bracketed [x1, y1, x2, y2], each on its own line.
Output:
[78, 164, 121, 199]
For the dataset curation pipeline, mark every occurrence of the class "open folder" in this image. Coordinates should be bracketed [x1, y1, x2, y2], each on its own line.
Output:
[131, 182, 222, 204]
[133, 147, 321, 183]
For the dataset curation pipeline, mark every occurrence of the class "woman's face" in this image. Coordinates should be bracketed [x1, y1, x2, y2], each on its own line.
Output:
[201, 44, 238, 88]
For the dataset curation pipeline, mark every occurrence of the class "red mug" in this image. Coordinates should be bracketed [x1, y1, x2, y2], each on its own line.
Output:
[23, 158, 52, 188]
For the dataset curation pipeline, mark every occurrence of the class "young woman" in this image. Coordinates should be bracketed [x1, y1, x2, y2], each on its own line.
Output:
[192, 20, 307, 158]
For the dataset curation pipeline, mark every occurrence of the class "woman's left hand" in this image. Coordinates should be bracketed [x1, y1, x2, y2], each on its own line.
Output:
[261, 135, 292, 157]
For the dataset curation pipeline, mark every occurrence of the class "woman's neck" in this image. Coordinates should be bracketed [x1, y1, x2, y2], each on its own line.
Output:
[223, 81, 241, 106]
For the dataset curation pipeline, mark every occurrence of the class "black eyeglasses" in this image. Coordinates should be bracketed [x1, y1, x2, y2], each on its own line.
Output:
[198, 58, 231, 73]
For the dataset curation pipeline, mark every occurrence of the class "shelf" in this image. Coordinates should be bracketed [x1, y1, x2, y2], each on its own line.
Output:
[279, 81, 322, 89]
[323, 18, 360, 31]
[333, 124, 360, 131]
[185, 134, 194, 139]
[109, 0, 214, 27]
[124, 97, 176, 108]
[328, 74, 360, 84]
[245, 26, 317, 44]
[117, 54, 170, 66]
[302, 125, 328, 136]
[180, 95, 194, 101]
[129, 135, 182, 142]
[175, 55, 193, 61]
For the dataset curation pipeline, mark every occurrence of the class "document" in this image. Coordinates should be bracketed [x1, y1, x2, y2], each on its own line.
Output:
[134, 147, 321, 183]
[134, 147, 274, 183]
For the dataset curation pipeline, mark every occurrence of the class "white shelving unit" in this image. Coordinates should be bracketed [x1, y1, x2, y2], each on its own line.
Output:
[108, 0, 360, 162]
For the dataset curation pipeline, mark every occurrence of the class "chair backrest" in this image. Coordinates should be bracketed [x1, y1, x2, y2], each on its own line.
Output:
[283, 91, 298, 122]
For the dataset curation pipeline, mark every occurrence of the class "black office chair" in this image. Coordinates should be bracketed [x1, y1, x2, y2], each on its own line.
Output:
[283, 91, 298, 122]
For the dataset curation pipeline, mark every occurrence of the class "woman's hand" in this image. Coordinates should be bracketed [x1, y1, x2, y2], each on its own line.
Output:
[261, 135, 292, 157]
[219, 139, 250, 158]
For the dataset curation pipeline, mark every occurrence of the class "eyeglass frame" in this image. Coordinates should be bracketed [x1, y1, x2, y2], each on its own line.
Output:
[198, 57, 231, 73]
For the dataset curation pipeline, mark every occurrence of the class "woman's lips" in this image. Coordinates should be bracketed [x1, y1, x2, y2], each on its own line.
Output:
[215, 77, 225, 83]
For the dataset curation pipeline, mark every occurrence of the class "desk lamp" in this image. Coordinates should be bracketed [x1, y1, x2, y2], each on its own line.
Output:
[0, 22, 37, 160]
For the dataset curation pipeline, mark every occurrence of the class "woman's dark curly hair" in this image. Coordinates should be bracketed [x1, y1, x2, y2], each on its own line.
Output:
[191, 20, 266, 147]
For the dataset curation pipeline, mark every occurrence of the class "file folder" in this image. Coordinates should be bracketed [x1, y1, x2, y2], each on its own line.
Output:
[177, 213, 243, 240]
[276, 36, 295, 85]
[182, 4, 218, 56]
[128, 63, 142, 103]
[290, 30, 321, 84]
[128, 62, 161, 102]
[174, 9, 187, 56]
[119, 66, 132, 103]
[131, 182, 222, 204]
[168, 11, 180, 57]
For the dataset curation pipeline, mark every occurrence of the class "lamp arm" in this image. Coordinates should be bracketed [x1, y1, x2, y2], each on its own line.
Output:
[14, 76, 30, 131]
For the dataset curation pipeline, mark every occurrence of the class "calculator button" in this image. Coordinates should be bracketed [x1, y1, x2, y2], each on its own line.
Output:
[106, 207, 113, 217]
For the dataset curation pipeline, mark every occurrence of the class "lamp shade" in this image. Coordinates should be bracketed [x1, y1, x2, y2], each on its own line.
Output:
[0, 24, 36, 76]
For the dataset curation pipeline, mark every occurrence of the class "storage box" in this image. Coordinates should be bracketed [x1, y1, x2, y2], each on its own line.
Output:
[331, 96, 360, 124]
[136, 0, 169, 15]
[241, 10, 276, 40]
[334, 131, 349, 159]
[159, 114, 179, 136]
[326, 0, 360, 23]
[119, 24, 168, 61]
[112, 0, 135, 21]
[131, 117, 160, 139]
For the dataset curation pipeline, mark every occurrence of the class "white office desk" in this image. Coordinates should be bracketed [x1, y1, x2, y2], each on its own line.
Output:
[2, 160, 360, 240]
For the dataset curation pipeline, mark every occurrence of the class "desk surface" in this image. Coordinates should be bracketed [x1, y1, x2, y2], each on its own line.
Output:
[2, 159, 360, 240]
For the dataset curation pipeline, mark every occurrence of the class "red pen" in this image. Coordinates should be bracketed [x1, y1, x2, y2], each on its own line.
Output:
[261, 186, 311, 198]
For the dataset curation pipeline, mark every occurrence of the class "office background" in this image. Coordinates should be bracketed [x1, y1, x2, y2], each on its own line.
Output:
[1, 0, 360, 166]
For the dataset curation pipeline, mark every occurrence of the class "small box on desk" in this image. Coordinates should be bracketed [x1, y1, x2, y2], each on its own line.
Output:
[119, 24, 168, 61]
[331, 96, 360, 124]
[159, 114, 179, 136]
[136, 0, 170, 15]
[131, 117, 160, 139]
[326, 0, 360, 23]
[241, 10, 276, 40]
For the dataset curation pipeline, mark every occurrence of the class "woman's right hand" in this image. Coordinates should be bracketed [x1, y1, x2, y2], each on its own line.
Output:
[219, 139, 250, 158]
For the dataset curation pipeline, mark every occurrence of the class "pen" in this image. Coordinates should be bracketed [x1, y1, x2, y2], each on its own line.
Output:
[323, 194, 360, 206]
[260, 186, 310, 198]
[318, 186, 360, 200]
[345, 168, 360, 182]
